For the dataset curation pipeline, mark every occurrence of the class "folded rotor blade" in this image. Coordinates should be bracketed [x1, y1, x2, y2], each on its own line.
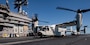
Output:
[39, 20, 49, 23]
[56, 7, 76, 12]
[34, 14, 38, 21]
[32, 14, 38, 22]
[81, 9, 90, 13]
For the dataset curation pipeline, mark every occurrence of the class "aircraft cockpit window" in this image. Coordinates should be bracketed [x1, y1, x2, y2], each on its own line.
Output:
[46, 26, 49, 30]
[37, 26, 49, 31]
[43, 26, 49, 31]
[42, 28, 46, 31]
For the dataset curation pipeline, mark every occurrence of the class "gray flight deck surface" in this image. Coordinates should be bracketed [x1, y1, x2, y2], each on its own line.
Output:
[0, 34, 90, 45]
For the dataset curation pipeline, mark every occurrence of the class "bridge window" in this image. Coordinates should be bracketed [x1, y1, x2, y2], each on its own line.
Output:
[0, 26, 3, 31]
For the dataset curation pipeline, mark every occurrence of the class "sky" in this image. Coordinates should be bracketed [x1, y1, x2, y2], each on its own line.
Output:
[0, 0, 90, 33]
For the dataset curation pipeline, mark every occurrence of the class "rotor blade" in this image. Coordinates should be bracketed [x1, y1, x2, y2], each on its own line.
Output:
[32, 14, 38, 22]
[81, 9, 90, 13]
[56, 7, 76, 12]
[34, 14, 38, 21]
[38, 20, 49, 23]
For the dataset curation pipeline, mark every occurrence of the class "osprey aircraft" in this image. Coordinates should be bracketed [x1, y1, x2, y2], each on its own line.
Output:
[56, 7, 90, 34]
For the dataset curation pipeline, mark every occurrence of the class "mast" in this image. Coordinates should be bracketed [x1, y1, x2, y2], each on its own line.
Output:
[14, 0, 28, 13]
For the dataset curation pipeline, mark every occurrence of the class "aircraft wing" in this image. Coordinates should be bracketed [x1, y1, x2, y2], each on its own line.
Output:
[56, 20, 77, 27]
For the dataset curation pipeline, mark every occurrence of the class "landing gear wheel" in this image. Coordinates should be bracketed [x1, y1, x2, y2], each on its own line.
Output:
[61, 35, 64, 37]
[38, 32, 43, 38]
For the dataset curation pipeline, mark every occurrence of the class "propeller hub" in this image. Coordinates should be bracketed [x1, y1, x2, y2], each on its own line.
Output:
[77, 9, 81, 13]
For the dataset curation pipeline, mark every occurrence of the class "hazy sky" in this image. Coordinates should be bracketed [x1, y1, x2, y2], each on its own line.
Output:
[0, 0, 90, 33]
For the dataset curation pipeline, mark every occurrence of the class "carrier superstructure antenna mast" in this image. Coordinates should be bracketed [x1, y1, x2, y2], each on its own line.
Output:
[14, 0, 28, 13]
[6, 0, 9, 9]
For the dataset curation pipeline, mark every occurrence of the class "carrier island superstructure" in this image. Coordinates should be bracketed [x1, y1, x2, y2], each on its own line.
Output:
[0, 2, 31, 37]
